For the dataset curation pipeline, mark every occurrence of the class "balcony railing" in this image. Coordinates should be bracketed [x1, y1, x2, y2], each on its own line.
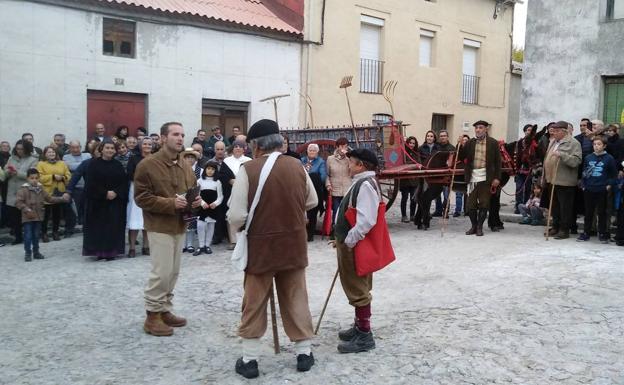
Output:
[360, 58, 384, 94]
[462, 74, 479, 104]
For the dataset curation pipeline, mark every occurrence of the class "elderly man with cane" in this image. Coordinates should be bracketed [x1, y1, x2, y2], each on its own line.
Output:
[543, 121, 582, 240]
[228, 119, 318, 379]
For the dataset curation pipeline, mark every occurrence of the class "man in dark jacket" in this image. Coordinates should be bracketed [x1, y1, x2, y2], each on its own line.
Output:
[458, 120, 501, 236]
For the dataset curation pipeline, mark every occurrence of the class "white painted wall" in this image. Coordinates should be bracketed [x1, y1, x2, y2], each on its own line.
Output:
[520, 0, 624, 137]
[0, 0, 302, 145]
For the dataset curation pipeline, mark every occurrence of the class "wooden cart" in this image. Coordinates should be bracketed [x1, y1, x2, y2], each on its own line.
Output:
[281, 122, 515, 210]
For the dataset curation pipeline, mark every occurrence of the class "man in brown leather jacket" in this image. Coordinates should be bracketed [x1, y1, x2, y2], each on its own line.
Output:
[134, 122, 201, 336]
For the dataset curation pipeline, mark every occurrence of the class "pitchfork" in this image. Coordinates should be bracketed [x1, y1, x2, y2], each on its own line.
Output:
[383, 80, 398, 120]
[340, 75, 359, 146]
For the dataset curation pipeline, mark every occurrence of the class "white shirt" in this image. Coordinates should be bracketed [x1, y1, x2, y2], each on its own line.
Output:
[227, 153, 318, 230]
[224, 155, 251, 176]
[344, 171, 381, 248]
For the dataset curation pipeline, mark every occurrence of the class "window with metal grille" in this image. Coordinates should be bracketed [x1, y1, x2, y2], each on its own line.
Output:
[462, 39, 480, 104]
[360, 15, 384, 94]
[103, 18, 136, 58]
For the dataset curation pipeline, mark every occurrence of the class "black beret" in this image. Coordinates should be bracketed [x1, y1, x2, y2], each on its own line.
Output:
[473, 120, 490, 127]
[347, 148, 378, 167]
[246, 119, 279, 142]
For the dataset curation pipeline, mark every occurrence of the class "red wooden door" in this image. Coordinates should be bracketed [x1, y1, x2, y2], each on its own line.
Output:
[87, 90, 147, 139]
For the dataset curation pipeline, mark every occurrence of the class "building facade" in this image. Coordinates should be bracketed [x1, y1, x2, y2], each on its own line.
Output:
[520, 0, 624, 136]
[301, 0, 516, 142]
[0, 0, 303, 144]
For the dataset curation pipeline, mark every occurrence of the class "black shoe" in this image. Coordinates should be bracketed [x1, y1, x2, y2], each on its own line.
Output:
[453, 212, 461, 218]
[33, 252, 44, 260]
[337, 327, 375, 353]
[186, 246, 195, 253]
[235, 357, 259, 379]
[490, 226, 500, 232]
[192, 248, 203, 256]
[338, 324, 356, 341]
[416, 224, 423, 230]
[205, 246, 213, 254]
[182, 247, 188, 253]
[25, 253, 32, 262]
[554, 231, 570, 240]
[296, 353, 314, 372]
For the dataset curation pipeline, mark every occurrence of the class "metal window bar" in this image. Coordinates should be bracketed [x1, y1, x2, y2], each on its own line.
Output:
[462, 74, 479, 104]
[360, 58, 384, 94]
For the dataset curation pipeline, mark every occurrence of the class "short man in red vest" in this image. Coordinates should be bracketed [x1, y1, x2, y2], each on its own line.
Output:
[228, 119, 318, 379]
[332, 148, 380, 353]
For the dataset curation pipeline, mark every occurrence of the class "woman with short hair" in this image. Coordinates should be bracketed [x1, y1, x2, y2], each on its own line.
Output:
[301, 143, 327, 241]
[36, 146, 71, 242]
[325, 137, 351, 230]
[83, 140, 128, 260]
[0, 140, 39, 245]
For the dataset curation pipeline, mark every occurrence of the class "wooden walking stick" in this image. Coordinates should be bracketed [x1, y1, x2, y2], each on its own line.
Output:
[545, 158, 560, 241]
[259, 94, 290, 126]
[268, 282, 280, 353]
[441, 142, 462, 237]
[339, 76, 359, 147]
[314, 268, 339, 335]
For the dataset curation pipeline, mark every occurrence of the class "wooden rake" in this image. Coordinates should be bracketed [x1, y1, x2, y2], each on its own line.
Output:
[383, 80, 398, 120]
[340, 75, 359, 146]
[259, 94, 290, 126]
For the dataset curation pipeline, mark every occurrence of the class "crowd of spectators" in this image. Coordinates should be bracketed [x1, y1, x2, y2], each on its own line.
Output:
[1, 118, 623, 260]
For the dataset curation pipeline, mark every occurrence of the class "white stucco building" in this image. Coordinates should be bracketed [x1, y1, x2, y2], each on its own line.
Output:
[0, 0, 304, 144]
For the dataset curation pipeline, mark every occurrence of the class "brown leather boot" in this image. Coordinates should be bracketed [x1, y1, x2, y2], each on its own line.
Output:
[144, 311, 173, 336]
[161, 311, 187, 327]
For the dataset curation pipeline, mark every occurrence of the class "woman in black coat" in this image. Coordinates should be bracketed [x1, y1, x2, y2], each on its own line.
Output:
[82, 140, 128, 260]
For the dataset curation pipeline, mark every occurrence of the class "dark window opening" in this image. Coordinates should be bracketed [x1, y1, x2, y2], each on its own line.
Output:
[103, 18, 136, 58]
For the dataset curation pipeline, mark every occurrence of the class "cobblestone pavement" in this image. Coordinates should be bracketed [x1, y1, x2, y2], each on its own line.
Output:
[1, 208, 623, 385]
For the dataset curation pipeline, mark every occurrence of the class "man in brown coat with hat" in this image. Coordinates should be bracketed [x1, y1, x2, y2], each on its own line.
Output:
[227, 119, 318, 379]
[543, 120, 582, 239]
[458, 120, 502, 236]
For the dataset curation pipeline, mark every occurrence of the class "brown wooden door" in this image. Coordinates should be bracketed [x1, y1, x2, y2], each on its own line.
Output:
[87, 90, 147, 139]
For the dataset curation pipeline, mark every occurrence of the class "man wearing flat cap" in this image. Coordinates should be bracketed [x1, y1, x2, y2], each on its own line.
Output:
[458, 120, 502, 236]
[543, 120, 582, 239]
[332, 148, 381, 353]
[227, 119, 318, 378]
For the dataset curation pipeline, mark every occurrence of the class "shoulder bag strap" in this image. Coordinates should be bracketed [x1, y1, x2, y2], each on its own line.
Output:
[244, 151, 280, 232]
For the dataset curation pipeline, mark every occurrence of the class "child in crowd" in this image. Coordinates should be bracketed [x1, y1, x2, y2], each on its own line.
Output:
[15, 168, 67, 261]
[194, 161, 223, 256]
[518, 184, 544, 225]
[577, 136, 617, 243]
[181, 148, 200, 253]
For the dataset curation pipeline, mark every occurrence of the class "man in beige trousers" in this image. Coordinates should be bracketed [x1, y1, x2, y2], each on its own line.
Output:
[228, 119, 318, 378]
[134, 122, 201, 336]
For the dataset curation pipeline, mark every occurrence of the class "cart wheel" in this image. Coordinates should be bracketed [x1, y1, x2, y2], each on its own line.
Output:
[379, 179, 399, 211]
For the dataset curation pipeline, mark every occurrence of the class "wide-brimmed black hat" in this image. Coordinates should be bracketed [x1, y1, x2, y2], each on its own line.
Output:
[246, 119, 279, 142]
[347, 148, 378, 167]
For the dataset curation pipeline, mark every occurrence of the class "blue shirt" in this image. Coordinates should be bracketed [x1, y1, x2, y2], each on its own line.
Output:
[582, 152, 617, 192]
[301, 156, 327, 183]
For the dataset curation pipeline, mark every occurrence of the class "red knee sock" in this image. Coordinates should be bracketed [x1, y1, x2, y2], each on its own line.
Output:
[355, 304, 371, 332]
